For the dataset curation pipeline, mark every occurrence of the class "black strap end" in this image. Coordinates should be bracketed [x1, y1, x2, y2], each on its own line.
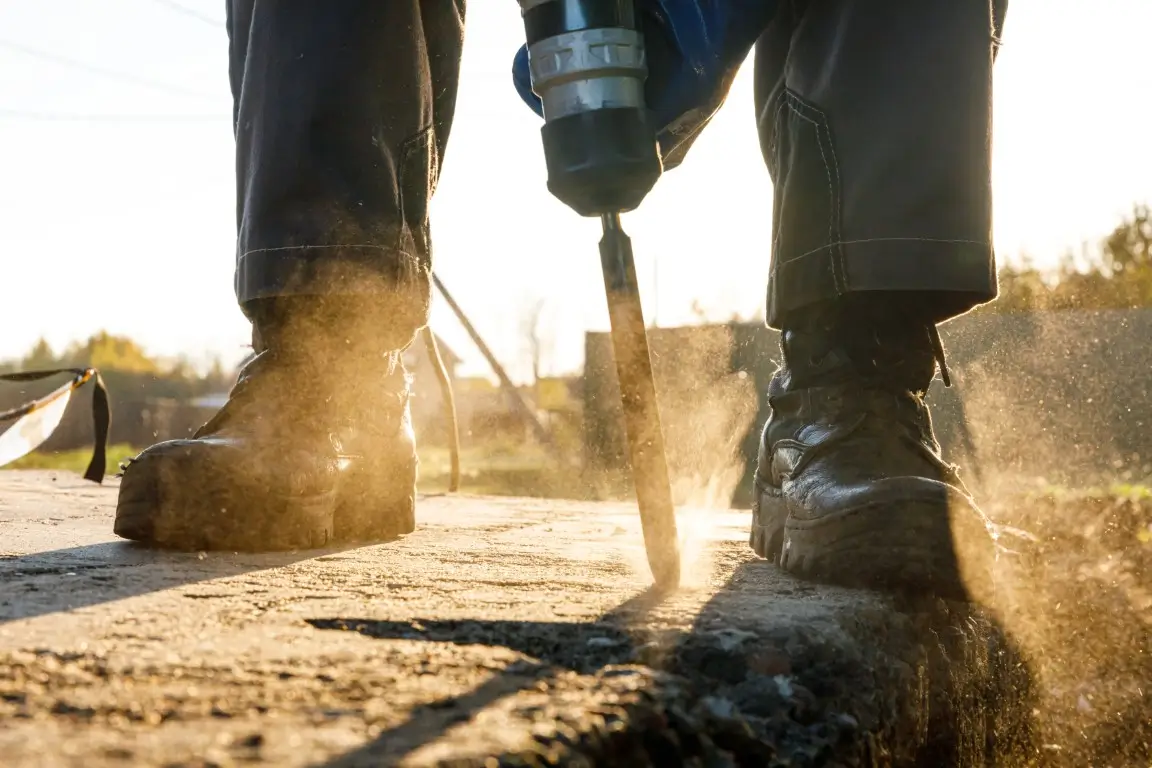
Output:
[82, 371, 111, 484]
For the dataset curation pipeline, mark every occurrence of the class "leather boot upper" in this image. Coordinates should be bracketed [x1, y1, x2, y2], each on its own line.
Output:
[756, 304, 971, 519]
[115, 294, 419, 541]
[126, 345, 415, 498]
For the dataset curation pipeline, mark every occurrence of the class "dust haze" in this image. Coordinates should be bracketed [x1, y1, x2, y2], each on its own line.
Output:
[585, 308, 1150, 763]
[934, 308, 1151, 765]
[575, 324, 759, 586]
[652, 326, 759, 587]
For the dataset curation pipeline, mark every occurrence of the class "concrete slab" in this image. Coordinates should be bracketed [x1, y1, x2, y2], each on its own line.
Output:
[0, 471, 1032, 767]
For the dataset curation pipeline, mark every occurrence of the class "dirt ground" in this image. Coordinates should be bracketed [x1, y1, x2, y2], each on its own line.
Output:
[0, 471, 1146, 766]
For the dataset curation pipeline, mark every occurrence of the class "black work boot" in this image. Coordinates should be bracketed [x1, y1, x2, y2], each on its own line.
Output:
[750, 298, 998, 600]
[113, 299, 418, 551]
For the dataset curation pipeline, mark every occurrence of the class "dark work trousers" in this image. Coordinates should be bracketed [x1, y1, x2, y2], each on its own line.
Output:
[226, 0, 1005, 343]
[226, 0, 465, 343]
[756, 0, 1009, 326]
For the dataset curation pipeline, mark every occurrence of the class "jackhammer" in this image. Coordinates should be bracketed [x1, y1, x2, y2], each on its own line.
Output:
[516, 0, 681, 589]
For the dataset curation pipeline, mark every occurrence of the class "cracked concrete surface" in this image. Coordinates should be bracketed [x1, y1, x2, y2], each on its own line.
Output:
[1, 471, 1033, 766]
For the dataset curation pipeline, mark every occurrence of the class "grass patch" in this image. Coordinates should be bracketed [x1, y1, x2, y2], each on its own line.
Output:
[3, 444, 138, 476]
[1, 442, 585, 499]
[416, 444, 585, 499]
[1028, 482, 1152, 503]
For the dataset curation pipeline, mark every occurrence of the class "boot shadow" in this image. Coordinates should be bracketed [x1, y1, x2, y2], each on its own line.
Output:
[309, 553, 1038, 766]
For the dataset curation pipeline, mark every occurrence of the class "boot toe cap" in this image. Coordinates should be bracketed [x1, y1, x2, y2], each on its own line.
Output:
[114, 437, 338, 551]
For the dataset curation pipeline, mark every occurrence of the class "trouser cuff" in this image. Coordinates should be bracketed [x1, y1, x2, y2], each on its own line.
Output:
[236, 245, 430, 345]
[768, 239, 996, 327]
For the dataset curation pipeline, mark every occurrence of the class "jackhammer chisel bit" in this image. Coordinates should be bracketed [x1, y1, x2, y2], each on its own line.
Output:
[517, 0, 681, 589]
[599, 213, 681, 589]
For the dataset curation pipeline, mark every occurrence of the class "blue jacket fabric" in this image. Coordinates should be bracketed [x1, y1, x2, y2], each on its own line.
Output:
[512, 1, 780, 170]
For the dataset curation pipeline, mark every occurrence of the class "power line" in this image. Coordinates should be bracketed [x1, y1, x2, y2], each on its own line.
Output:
[0, 38, 219, 100]
[147, 0, 226, 29]
[0, 108, 228, 123]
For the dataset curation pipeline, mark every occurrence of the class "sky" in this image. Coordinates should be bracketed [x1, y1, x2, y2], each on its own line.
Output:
[1, 0, 1150, 382]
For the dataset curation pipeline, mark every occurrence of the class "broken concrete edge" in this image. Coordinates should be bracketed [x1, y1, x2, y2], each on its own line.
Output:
[312, 588, 1039, 766]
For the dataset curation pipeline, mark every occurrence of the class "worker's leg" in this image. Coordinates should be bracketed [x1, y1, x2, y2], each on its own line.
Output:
[231, 0, 464, 345]
[750, 0, 1008, 599]
[113, 0, 466, 551]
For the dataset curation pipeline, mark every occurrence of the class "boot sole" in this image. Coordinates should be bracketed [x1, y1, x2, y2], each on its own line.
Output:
[333, 454, 418, 543]
[334, 491, 416, 543]
[114, 454, 334, 552]
[751, 483, 995, 601]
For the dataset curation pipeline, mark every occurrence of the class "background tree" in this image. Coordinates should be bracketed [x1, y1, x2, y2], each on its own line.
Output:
[19, 338, 59, 370]
[56, 331, 160, 374]
[989, 204, 1152, 313]
[519, 298, 551, 385]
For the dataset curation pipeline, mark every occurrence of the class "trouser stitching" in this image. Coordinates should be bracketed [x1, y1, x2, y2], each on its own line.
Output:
[238, 245, 423, 274]
[768, 93, 789, 286]
[241, 244, 415, 256]
[786, 237, 992, 265]
[783, 90, 846, 293]
[236, 245, 425, 303]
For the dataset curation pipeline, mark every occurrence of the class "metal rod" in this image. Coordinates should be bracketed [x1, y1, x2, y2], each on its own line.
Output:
[598, 213, 681, 590]
[431, 272, 556, 453]
[421, 327, 461, 492]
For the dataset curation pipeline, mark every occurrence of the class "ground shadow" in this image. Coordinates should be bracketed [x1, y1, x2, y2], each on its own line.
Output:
[309, 588, 667, 767]
[1, 484, 454, 625]
[0, 540, 362, 625]
[309, 559, 1037, 767]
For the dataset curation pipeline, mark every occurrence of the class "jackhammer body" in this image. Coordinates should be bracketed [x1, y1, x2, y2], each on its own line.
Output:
[517, 0, 681, 589]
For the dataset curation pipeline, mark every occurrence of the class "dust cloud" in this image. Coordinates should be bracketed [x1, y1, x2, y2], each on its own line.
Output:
[570, 309, 1150, 764]
[654, 328, 758, 587]
[938, 309, 1151, 765]
[574, 324, 759, 587]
